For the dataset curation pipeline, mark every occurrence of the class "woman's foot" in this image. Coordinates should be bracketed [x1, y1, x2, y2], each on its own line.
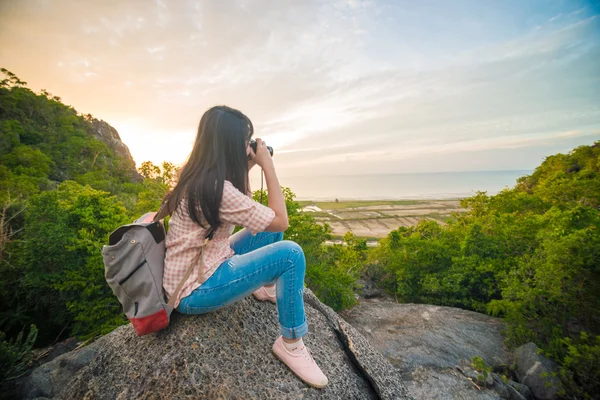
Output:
[252, 284, 276, 304]
[272, 336, 329, 389]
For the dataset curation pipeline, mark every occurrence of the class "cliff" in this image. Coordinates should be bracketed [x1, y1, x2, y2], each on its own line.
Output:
[89, 118, 142, 182]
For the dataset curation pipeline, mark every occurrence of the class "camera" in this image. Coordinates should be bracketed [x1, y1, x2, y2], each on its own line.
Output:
[249, 139, 274, 159]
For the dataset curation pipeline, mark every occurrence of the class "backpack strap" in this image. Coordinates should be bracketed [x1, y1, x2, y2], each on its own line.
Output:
[155, 196, 218, 308]
[167, 254, 199, 308]
[153, 200, 171, 222]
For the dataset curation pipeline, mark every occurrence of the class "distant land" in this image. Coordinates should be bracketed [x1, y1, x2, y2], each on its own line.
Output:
[299, 199, 464, 243]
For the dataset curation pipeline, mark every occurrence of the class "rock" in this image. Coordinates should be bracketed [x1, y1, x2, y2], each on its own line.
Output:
[90, 119, 142, 182]
[30, 337, 80, 369]
[303, 289, 413, 399]
[23, 288, 412, 399]
[454, 359, 511, 399]
[456, 359, 484, 384]
[340, 297, 512, 376]
[491, 373, 511, 399]
[407, 365, 502, 400]
[513, 343, 562, 400]
[486, 373, 494, 388]
[5, 337, 83, 398]
[341, 297, 513, 400]
[506, 380, 533, 400]
[21, 344, 100, 399]
[356, 279, 387, 299]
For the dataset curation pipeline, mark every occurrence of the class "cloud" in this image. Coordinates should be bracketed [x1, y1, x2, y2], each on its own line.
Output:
[0, 0, 598, 175]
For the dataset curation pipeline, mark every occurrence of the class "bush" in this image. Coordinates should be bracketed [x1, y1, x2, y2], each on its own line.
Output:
[367, 142, 600, 399]
[0, 325, 37, 382]
[551, 332, 600, 399]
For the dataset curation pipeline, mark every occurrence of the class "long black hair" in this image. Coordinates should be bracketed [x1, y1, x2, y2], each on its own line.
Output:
[161, 105, 254, 235]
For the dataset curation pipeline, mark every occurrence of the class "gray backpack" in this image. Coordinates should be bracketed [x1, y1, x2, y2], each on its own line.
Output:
[102, 209, 209, 336]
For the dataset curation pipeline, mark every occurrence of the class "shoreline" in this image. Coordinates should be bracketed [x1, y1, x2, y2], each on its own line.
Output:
[249, 170, 528, 202]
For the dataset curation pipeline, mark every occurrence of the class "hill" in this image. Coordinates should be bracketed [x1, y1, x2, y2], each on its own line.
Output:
[0, 68, 141, 202]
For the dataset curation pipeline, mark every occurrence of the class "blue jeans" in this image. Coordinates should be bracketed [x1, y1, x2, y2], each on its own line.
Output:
[176, 229, 309, 339]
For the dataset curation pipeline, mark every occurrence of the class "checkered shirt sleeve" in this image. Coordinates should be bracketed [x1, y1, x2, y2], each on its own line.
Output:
[220, 181, 276, 235]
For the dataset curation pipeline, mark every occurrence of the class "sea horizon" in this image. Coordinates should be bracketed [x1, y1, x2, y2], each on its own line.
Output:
[250, 169, 533, 201]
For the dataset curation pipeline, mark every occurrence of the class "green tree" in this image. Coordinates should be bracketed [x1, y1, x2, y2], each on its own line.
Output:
[16, 181, 130, 342]
[368, 141, 600, 398]
[0, 324, 37, 382]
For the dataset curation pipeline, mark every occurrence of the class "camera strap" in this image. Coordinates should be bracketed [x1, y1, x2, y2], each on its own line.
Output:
[260, 168, 264, 204]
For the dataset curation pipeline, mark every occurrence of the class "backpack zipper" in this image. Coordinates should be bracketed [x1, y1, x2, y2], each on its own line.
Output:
[119, 259, 147, 285]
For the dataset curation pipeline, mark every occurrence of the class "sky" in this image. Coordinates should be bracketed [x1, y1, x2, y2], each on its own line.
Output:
[0, 0, 599, 178]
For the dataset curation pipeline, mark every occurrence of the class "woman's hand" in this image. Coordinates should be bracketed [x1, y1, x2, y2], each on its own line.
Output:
[252, 138, 274, 170]
[248, 157, 257, 171]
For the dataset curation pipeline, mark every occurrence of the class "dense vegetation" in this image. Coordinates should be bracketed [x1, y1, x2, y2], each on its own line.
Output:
[1, 69, 598, 398]
[365, 142, 600, 398]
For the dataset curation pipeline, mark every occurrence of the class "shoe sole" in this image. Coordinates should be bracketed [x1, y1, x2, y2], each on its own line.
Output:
[272, 347, 328, 389]
[251, 294, 276, 304]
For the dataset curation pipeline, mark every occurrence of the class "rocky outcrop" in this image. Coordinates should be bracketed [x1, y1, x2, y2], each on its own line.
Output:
[341, 297, 516, 399]
[21, 288, 413, 399]
[90, 119, 142, 182]
[22, 344, 98, 400]
[513, 343, 562, 400]
[356, 278, 386, 299]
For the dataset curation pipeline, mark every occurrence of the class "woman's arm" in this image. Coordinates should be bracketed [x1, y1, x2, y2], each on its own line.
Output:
[248, 158, 257, 171]
[262, 164, 288, 231]
[252, 138, 288, 232]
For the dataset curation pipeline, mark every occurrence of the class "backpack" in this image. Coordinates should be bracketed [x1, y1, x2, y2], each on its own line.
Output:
[102, 206, 211, 336]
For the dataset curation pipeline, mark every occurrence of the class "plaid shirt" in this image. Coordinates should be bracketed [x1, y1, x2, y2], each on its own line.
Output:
[163, 180, 276, 308]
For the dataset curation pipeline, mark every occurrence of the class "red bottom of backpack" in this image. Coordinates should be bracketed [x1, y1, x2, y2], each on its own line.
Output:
[129, 309, 169, 336]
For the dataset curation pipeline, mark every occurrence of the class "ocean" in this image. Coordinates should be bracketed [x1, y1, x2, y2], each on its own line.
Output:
[249, 170, 533, 201]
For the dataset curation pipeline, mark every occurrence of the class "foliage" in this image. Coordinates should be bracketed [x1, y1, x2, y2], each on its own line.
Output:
[138, 161, 178, 188]
[17, 181, 131, 341]
[251, 185, 362, 310]
[368, 141, 600, 398]
[0, 69, 150, 345]
[128, 161, 175, 219]
[551, 332, 600, 399]
[470, 355, 492, 385]
[0, 68, 140, 202]
[0, 324, 37, 382]
[312, 231, 364, 310]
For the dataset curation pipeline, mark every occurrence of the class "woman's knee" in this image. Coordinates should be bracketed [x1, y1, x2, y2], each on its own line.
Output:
[275, 240, 305, 268]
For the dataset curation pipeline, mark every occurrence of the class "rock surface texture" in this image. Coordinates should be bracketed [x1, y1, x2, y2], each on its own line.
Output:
[341, 296, 515, 400]
[22, 288, 413, 399]
[90, 118, 142, 182]
[514, 343, 562, 400]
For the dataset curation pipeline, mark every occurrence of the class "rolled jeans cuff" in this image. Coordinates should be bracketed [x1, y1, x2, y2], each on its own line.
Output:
[280, 318, 308, 339]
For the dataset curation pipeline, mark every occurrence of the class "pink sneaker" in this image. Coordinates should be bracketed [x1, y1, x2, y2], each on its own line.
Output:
[272, 336, 329, 389]
[252, 285, 276, 304]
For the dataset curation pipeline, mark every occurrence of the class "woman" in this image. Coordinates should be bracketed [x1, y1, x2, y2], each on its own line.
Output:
[160, 105, 328, 389]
